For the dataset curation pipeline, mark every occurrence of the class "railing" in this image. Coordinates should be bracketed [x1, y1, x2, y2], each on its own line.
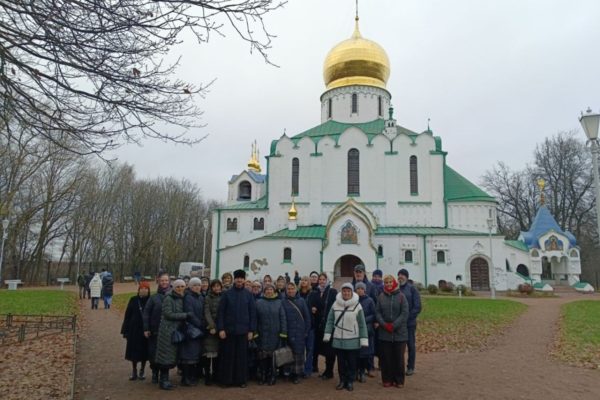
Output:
[0, 314, 77, 346]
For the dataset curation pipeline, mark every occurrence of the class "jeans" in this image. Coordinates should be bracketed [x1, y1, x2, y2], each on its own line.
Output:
[304, 328, 315, 375]
[103, 295, 112, 309]
[407, 324, 416, 370]
[91, 297, 99, 309]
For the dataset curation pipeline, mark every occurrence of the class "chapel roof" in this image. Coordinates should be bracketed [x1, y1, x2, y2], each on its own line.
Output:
[520, 205, 577, 248]
[444, 165, 495, 203]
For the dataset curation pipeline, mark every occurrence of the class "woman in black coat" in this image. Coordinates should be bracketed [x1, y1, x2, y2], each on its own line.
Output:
[121, 281, 151, 380]
[282, 282, 311, 383]
[312, 273, 338, 379]
[180, 278, 205, 386]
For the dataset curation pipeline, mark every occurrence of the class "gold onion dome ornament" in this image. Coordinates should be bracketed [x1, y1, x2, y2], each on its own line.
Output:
[323, 16, 391, 90]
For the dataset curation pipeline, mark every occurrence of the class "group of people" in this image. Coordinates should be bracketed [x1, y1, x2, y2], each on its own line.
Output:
[77, 269, 114, 309]
[119, 265, 421, 392]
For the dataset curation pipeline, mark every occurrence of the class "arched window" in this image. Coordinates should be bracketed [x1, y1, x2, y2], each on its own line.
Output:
[328, 98, 332, 119]
[505, 259, 511, 272]
[531, 249, 540, 258]
[517, 264, 530, 277]
[570, 249, 579, 258]
[377, 245, 383, 258]
[347, 148, 360, 195]
[351, 93, 358, 114]
[283, 247, 292, 262]
[238, 180, 251, 200]
[378, 96, 382, 117]
[436, 250, 445, 264]
[410, 156, 418, 195]
[291, 158, 299, 196]
[253, 217, 264, 231]
[226, 218, 238, 231]
[243, 255, 250, 271]
[405, 250, 413, 263]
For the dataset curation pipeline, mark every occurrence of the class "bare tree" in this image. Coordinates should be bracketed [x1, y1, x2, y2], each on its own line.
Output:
[0, 0, 285, 155]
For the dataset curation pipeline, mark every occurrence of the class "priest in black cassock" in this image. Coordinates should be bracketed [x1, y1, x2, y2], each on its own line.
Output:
[216, 269, 257, 387]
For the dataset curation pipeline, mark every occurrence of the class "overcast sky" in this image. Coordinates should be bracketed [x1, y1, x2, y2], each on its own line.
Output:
[111, 0, 600, 202]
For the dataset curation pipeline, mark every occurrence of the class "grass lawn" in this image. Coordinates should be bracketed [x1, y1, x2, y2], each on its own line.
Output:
[113, 292, 137, 312]
[555, 300, 600, 369]
[417, 297, 527, 353]
[0, 290, 77, 315]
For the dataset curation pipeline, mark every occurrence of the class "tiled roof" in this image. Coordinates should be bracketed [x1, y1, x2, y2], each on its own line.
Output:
[219, 196, 268, 210]
[444, 165, 495, 203]
[375, 227, 486, 236]
[230, 170, 266, 184]
[504, 240, 529, 252]
[520, 206, 577, 248]
[265, 225, 327, 239]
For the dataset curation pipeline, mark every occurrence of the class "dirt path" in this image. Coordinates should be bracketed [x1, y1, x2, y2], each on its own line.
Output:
[74, 285, 599, 400]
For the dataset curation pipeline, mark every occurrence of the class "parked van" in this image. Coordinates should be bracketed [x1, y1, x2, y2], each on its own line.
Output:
[178, 262, 206, 278]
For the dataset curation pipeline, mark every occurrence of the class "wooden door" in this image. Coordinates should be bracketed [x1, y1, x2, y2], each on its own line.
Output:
[470, 257, 490, 291]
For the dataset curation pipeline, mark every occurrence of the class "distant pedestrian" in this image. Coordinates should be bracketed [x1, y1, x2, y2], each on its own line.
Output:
[121, 281, 150, 380]
[102, 272, 114, 309]
[134, 271, 141, 285]
[89, 273, 102, 309]
[84, 271, 93, 299]
[77, 273, 86, 299]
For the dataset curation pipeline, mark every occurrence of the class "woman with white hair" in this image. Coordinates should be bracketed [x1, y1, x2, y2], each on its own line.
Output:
[179, 277, 205, 386]
[155, 279, 190, 390]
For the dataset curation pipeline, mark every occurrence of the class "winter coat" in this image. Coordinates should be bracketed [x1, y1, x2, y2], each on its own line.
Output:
[155, 291, 188, 367]
[217, 285, 257, 335]
[399, 282, 422, 327]
[358, 294, 376, 357]
[282, 296, 311, 355]
[84, 273, 93, 290]
[351, 277, 379, 303]
[143, 289, 168, 334]
[121, 295, 149, 362]
[323, 292, 368, 350]
[299, 288, 317, 329]
[77, 274, 86, 287]
[101, 274, 114, 297]
[375, 288, 409, 342]
[203, 289, 221, 355]
[179, 291, 205, 363]
[255, 296, 287, 353]
[89, 274, 102, 298]
[313, 285, 337, 334]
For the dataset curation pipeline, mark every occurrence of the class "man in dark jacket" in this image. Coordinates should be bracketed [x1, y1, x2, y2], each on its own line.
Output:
[84, 271, 93, 299]
[143, 272, 171, 384]
[397, 268, 421, 376]
[216, 269, 257, 387]
[101, 272, 114, 309]
[351, 264, 378, 303]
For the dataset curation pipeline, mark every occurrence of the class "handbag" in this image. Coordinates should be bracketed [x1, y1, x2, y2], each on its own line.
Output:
[273, 345, 294, 367]
[171, 328, 185, 344]
[186, 323, 204, 340]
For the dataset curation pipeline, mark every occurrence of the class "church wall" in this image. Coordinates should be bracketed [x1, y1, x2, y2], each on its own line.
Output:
[217, 210, 270, 249]
[320, 86, 391, 123]
[227, 172, 265, 205]
[448, 203, 497, 233]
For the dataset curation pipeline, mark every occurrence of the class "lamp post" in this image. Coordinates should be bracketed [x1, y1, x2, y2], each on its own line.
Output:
[486, 215, 496, 300]
[580, 108, 600, 243]
[202, 218, 210, 268]
[0, 218, 8, 287]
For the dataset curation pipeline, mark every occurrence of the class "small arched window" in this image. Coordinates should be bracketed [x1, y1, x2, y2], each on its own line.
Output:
[283, 247, 292, 262]
[436, 250, 446, 264]
[291, 158, 299, 196]
[570, 249, 579, 258]
[378, 96, 382, 117]
[405, 250, 413, 263]
[505, 259, 511, 272]
[243, 255, 250, 271]
[347, 148, 360, 195]
[531, 249, 540, 258]
[238, 180, 252, 200]
[377, 245, 383, 258]
[328, 98, 332, 119]
[410, 156, 418, 195]
[351, 93, 358, 114]
[253, 217, 264, 231]
[226, 218, 238, 231]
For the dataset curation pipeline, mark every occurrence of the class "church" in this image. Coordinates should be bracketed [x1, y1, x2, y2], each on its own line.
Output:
[210, 16, 590, 292]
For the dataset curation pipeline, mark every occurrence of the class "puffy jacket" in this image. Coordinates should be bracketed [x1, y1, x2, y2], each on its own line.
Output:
[255, 296, 287, 352]
[217, 285, 257, 335]
[323, 292, 368, 350]
[375, 288, 408, 342]
[282, 296, 310, 355]
[399, 282, 421, 327]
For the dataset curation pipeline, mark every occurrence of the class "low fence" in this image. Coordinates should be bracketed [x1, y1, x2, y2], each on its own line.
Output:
[0, 313, 77, 345]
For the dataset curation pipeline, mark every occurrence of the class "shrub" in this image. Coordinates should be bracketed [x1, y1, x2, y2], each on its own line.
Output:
[427, 284, 439, 294]
[438, 280, 447, 290]
[518, 283, 534, 294]
[441, 281, 455, 292]
[414, 281, 425, 291]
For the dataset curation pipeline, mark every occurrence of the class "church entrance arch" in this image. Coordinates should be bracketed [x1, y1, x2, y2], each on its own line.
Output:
[470, 257, 490, 291]
[517, 264, 529, 277]
[334, 255, 363, 278]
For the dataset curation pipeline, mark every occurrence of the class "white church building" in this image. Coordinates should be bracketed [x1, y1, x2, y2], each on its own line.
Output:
[210, 17, 588, 292]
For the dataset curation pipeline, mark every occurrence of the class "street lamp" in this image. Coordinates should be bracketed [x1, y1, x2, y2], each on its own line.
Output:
[202, 218, 210, 268]
[486, 212, 496, 300]
[0, 218, 8, 287]
[580, 107, 600, 243]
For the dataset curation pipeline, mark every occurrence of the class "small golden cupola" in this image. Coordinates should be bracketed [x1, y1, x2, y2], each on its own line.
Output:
[288, 198, 298, 221]
[323, 16, 390, 91]
[247, 140, 262, 173]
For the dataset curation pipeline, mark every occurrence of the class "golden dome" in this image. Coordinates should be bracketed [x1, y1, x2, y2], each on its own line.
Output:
[323, 17, 390, 91]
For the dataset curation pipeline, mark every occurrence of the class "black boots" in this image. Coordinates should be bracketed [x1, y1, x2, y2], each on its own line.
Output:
[138, 366, 145, 380]
[180, 365, 197, 386]
[159, 368, 174, 390]
[151, 368, 159, 384]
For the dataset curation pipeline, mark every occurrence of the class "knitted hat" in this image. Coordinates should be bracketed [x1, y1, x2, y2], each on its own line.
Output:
[398, 268, 409, 279]
[341, 282, 354, 291]
[372, 269, 383, 277]
[138, 281, 150, 290]
[355, 282, 367, 291]
[354, 264, 366, 272]
[189, 277, 202, 286]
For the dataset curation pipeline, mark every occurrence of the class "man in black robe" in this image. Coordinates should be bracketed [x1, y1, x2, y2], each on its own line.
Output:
[217, 269, 257, 387]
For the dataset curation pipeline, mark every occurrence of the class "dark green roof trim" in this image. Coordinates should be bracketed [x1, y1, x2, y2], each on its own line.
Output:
[270, 140, 279, 156]
[266, 225, 327, 239]
[279, 202, 310, 206]
[375, 227, 489, 236]
[429, 150, 448, 155]
[321, 201, 386, 206]
[385, 151, 398, 155]
[444, 165, 496, 203]
[219, 196, 268, 210]
[505, 240, 529, 252]
[310, 152, 323, 157]
[398, 201, 432, 205]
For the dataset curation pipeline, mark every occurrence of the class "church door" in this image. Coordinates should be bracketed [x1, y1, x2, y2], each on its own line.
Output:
[541, 257, 552, 280]
[335, 255, 363, 278]
[470, 257, 490, 291]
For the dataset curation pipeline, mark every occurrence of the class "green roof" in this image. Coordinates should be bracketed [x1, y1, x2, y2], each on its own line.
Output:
[375, 227, 486, 236]
[219, 196, 268, 210]
[444, 165, 495, 203]
[505, 240, 529, 252]
[291, 119, 386, 144]
[266, 225, 326, 239]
